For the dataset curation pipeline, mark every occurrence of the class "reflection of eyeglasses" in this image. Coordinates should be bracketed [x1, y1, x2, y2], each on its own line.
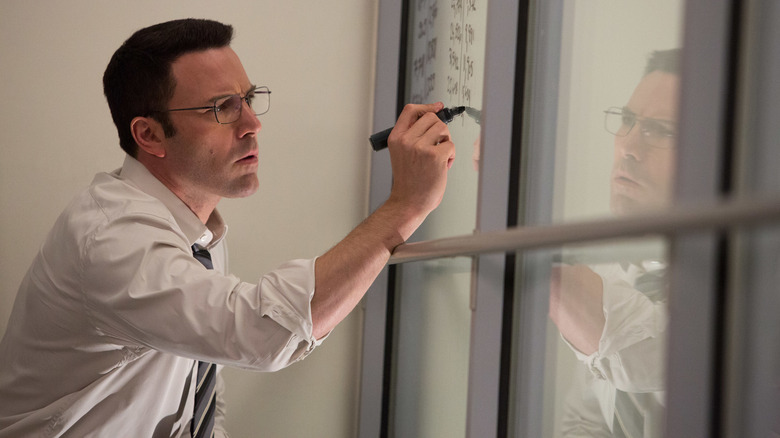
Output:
[154, 86, 271, 124]
[604, 106, 677, 148]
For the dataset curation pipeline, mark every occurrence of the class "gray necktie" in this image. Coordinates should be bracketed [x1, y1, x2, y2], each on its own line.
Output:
[191, 244, 216, 438]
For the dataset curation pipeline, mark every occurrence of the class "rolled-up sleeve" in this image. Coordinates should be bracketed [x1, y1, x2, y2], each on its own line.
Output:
[565, 271, 668, 392]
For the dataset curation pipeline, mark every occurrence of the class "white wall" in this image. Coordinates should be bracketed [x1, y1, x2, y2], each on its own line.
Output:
[0, 1, 377, 436]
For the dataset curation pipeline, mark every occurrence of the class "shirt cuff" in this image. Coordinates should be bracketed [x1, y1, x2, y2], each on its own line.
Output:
[258, 258, 321, 347]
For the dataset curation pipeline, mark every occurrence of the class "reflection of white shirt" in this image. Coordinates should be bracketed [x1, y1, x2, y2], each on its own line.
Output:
[561, 262, 667, 437]
[0, 156, 321, 437]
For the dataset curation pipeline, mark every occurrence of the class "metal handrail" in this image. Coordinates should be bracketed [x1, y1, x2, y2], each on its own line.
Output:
[389, 196, 780, 264]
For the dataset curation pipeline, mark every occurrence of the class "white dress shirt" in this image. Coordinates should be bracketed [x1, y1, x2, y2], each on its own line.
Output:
[0, 156, 322, 437]
[560, 262, 667, 437]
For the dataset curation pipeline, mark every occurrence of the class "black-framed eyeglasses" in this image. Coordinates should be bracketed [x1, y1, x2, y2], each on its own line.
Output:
[604, 106, 677, 149]
[154, 86, 271, 124]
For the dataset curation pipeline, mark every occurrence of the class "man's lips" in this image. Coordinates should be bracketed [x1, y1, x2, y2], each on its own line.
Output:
[236, 151, 259, 164]
[612, 171, 643, 188]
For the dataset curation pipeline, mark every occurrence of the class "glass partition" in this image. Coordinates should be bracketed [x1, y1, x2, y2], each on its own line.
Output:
[404, 0, 487, 241]
[390, 257, 473, 437]
[527, 237, 670, 437]
[365, 0, 780, 436]
[550, 1, 684, 224]
[514, 1, 685, 436]
[386, 0, 488, 436]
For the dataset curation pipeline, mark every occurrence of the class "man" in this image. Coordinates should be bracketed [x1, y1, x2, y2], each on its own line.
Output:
[0, 19, 455, 437]
[549, 49, 680, 437]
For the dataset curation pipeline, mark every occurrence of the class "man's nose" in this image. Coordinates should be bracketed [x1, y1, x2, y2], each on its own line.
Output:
[238, 101, 262, 137]
[615, 125, 645, 161]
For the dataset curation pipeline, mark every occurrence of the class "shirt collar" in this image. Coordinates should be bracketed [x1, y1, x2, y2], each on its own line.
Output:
[118, 155, 228, 249]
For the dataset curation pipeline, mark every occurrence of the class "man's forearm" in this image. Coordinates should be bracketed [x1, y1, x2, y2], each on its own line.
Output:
[311, 199, 419, 340]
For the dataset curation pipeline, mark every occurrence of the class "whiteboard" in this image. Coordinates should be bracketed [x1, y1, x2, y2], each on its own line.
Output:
[403, 0, 488, 240]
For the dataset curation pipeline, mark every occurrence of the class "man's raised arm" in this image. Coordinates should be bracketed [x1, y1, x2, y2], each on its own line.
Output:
[311, 102, 455, 339]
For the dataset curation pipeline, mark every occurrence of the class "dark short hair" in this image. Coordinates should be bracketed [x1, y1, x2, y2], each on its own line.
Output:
[644, 48, 681, 76]
[103, 19, 234, 157]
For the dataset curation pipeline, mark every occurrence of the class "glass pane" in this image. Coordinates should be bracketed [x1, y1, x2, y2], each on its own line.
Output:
[391, 257, 472, 437]
[404, 0, 486, 240]
[551, 1, 683, 223]
[728, 225, 780, 437]
[536, 238, 670, 437]
[388, 0, 488, 436]
[517, 1, 685, 437]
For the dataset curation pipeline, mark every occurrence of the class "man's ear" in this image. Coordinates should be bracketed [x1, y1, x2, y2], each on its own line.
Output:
[131, 116, 167, 158]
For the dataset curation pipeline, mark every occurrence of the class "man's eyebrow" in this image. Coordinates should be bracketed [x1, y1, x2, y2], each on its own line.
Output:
[623, 106, 677, 126]
[208, 85, 258, 102]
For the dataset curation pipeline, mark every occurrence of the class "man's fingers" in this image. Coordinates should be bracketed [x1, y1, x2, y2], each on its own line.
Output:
[391, 109, 453, 156]
[393, 102, 444, 132]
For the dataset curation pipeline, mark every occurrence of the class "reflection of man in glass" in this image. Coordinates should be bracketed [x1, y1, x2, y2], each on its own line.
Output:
[549, 49, 680, 437]
[606, 54, 679, 215]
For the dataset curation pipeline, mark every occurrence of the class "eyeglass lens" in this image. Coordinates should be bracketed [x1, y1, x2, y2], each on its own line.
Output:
[215, 87, 270, 124]
[604, 107, 676, 147]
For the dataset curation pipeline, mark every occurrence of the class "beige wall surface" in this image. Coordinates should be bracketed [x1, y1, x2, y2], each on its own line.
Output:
[0, 1, 378, 436]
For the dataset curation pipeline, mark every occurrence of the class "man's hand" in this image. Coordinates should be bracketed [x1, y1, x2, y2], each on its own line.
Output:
[549, 264, 605, 355]
[385, 102, 456, 242]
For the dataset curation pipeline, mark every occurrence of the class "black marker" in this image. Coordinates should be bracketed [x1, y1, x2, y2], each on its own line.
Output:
[369, 106, 466, 151]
